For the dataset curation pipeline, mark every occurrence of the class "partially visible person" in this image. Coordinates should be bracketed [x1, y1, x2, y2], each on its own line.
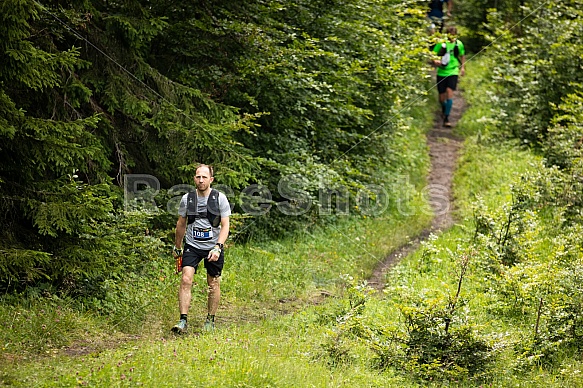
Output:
[171, 164, 231, 334]
[432, 25, 465, 127]
[428, 0, 453, 33]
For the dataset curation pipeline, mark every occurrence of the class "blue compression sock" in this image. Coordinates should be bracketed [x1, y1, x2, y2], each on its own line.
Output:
[444, 99, 453, 116]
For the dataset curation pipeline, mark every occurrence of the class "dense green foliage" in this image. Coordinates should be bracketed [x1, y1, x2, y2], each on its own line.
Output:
[457, 0, 583, 151]
[0, 0, 430, 295]
[455, 0, 524, 49]
[457, 5, 583, 368]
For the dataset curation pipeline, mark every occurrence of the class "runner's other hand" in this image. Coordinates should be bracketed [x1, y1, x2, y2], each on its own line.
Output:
[173, 246, 183, 258]
[208, 246, 221, 262]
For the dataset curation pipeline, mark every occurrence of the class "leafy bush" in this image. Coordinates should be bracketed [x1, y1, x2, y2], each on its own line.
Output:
[374, 251, 495, 382]
[468, 150, 583, 366]
[322, 254, 496, 382]
[471, 2, 583, 150]
[381, 303, 492, 382]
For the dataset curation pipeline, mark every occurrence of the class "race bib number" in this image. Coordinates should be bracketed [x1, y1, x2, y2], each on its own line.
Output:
[192, 227, 213, 241]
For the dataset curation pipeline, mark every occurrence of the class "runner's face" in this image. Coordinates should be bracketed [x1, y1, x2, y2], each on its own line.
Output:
[194, 167, 213, 192]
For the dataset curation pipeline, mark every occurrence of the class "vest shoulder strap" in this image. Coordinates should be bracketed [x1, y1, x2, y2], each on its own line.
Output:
[186, 191, 198, 216]
[207, 189, 221, 227]
[186, 189, 221, 226]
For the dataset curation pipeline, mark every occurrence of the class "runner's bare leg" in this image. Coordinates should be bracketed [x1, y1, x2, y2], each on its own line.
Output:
[179, 266, 195, 314]
[207, 274, 221, 315]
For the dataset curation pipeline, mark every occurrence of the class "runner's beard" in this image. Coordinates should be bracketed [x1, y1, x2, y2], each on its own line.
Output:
[197, 182, 210, 192]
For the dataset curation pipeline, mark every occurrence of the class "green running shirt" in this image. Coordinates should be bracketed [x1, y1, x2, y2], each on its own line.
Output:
[433, 39, 465, 77]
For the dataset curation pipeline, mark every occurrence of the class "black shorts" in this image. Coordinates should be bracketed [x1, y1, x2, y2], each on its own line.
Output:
[182, 244, 224, 277]
[436, 75, 458, 94]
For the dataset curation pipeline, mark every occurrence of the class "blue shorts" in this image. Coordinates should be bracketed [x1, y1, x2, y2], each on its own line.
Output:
[182, 244, 224, 277]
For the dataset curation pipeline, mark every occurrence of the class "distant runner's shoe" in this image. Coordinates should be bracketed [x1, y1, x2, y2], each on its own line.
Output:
[203, 319, 215, 332]
[171, 319, 187, 334]
[443, 116, 452, 127]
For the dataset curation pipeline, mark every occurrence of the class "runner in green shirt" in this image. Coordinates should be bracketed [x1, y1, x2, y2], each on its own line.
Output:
[432, 26, 465, 127]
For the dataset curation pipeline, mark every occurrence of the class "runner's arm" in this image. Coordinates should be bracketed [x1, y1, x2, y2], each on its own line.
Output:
[460, 54, 466, 76]
[208, 217, 230, 261]
[216, 217, 230, 246]
[175, 216, 187, 249]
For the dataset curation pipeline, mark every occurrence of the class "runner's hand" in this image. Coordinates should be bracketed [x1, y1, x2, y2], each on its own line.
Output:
[173, 246, 183, 258]
[208, 246, 221, 262]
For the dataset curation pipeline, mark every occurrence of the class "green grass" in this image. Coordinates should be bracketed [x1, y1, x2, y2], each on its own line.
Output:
[0, 205, 434, 387]
[8, 314, 413, 387]
[0, 200, 435, 386]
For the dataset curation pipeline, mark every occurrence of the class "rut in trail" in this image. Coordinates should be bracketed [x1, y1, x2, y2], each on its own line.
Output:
[368, 90, 465, 291]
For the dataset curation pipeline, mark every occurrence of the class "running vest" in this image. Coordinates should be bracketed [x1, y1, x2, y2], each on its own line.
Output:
[437, 40, 460, 67]
[186, 189, 221, 228]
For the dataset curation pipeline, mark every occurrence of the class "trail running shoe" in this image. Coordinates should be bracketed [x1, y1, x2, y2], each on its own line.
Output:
[203, 319, 215, 332]
[171, 319, 187, 334]
[443, 116, 451, 127]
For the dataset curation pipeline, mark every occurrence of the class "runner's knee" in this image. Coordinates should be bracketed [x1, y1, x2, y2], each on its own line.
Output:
[181, 273, 194, 287]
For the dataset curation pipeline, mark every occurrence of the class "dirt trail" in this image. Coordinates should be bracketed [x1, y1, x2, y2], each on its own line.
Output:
[368, 90, 465, 290]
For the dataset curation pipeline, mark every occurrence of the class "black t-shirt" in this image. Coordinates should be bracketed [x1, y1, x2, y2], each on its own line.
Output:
[430, 0, 443, 11]
[428, 0, 448, 18]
